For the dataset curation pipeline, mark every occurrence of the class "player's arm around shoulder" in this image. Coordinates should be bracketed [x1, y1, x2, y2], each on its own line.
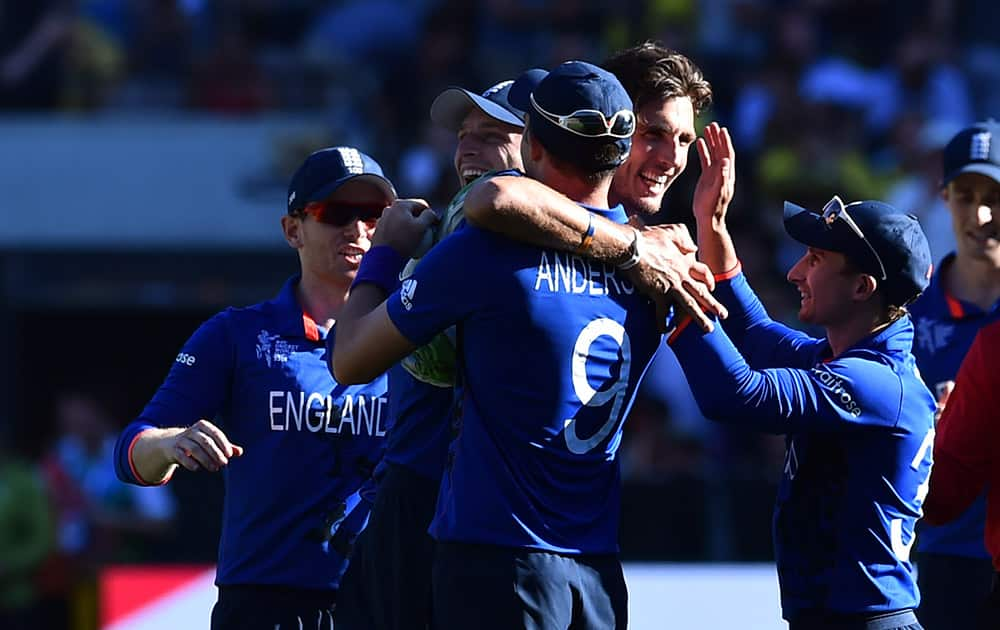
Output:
[463, 173, 630, 257]
[333, 199, 436, 384]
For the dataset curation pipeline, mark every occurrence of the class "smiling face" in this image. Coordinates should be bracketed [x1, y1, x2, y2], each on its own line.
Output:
[453, 108, 523, 186]
[283, 179, 392, 287]
[786, 247, 868, 326]
[610, 95, 695, 215]
[942, 172, 1000, 267]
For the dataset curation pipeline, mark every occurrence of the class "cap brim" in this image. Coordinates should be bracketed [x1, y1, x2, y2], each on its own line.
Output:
[943, 163, 1000, 187]
[782, 201, 840, 251]
[430, 88, 523, 132]
[307, 173, 397, 205]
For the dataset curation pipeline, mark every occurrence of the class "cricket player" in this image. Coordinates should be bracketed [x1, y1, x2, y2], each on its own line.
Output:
[333, 61, 663, 629]
[332, 74, 538, 630]
[112, 147, 394, 630]
[669, 123, 935, 629]
[911, 120, 1000, 629]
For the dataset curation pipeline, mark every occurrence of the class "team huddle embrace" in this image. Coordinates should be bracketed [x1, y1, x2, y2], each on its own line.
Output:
[113, 41, 1000, 630]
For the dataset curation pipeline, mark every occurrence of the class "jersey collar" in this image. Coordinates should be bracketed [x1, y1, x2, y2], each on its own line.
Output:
[578, 202, 628, 225]
[269, 275, 324, 342]
[929, 253, 997, 320]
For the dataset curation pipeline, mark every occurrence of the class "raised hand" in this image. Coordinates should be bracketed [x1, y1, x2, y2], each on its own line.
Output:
[692, 122, 736, 226]
[371, 199, 440, 258]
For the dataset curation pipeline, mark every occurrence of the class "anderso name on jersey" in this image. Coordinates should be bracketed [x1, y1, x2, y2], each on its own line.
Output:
[533, 251, 636, 296]
[268, 391, 388, 435]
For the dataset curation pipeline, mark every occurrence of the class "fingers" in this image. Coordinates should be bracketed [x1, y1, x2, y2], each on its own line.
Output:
[416, 206, 440, 228]
[696, 137, 710, 172]
[172, 445, 202, 472]
[687, 280, 728, 320]
[390, 198, 430, 214]
[720, 125, 735, 166]
[668, 287, 715, 333]
[688, 260, 716, 292]
[653, 224, 696, 254]
[171, 420, 243, 472]
[192, 419, 240, 458]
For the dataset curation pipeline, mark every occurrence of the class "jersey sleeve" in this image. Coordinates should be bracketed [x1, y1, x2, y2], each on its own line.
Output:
[924, 324, 999, 524]
[113, 312, 235, 485]
[386, 227, 491, 347]
[714, 270, 824, 369]
[670, 317, 903, 434]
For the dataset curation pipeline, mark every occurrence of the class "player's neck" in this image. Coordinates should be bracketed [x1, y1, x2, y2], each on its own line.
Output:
[946, 254, 1000, 310]
[295, 272, 349, 329]
[542, 168, 611, 209]
[825, 308, 889, 358]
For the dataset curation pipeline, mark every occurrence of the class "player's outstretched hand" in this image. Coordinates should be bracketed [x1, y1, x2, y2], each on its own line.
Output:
[626, 223, 728, 332]
[692, 122, 736, 226]
[372, 199, 439, 258]
[167, 419, 244, 472]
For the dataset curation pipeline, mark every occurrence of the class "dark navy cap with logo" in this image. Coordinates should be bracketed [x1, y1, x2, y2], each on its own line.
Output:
[430, 69, 547, 132]
[942, 120, 1000, 187]
[287, 146, 396, 214]
[508, 60, 634, 171]
[784, 198, 933, 306]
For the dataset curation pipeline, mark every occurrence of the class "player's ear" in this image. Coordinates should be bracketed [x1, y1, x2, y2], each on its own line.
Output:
[855, 273, 878, 301]
[281, 214, 304, 249]
[522, 123, 543, 162]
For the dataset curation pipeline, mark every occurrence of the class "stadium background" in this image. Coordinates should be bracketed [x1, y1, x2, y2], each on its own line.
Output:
[0, 0, 996, 628]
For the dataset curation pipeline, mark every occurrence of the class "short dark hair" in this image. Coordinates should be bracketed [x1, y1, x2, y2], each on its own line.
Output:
[839, 255, 909, 320]
[603, 42, 712, 114]
[524, 121, 622, 186]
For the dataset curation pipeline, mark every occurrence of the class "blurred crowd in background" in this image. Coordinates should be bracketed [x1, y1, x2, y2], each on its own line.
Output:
[2, 0, 998, 627]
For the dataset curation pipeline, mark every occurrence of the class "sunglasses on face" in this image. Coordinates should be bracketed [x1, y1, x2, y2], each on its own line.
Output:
[529, 93, 636, 139]
[300, 200, 386, 227]
[821, 195, 888, 280]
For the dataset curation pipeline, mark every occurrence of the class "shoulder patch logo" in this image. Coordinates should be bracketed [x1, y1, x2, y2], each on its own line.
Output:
[400, 278, 417, 311]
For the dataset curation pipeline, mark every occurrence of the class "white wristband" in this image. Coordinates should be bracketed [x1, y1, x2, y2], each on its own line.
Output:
[617, 228, 641, 270]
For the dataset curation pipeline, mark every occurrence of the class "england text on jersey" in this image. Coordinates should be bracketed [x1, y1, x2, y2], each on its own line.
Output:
[268, 391, 388, 435]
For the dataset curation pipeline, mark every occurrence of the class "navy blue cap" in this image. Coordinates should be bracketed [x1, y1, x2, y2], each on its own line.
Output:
[287, 146, 396, 214]
[783, 199, 933, 306]
[509, 60, 633, 170]
[942, 120, 1000, 186]
[430, 70, 546, 132]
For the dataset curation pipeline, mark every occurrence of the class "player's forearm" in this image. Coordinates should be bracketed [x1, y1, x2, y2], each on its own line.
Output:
[695, 216, 739, 276]
[464, 176, 633, 265]
[122, 427, 183, 486]
[334, 284, 404, 384]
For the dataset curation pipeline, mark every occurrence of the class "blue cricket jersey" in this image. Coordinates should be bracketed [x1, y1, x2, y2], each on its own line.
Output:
[384, 207, 661, 554]
[911, 254, 999, 559]
[113, 276, 388, 590]
[669, 271, 935, 619]
[376, 365, 454, 482]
